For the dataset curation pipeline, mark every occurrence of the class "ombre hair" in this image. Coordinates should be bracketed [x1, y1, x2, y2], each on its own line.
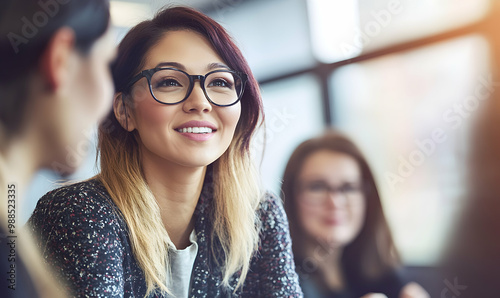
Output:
[97, 6, 264, 296]
[282, 130, 400, 287]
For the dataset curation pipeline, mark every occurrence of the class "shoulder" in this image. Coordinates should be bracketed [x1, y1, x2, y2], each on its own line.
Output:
[31, 179, 117, 217]
[28, 179, 124, 236]
[27, 179, 134, 296]
[247, 192, 303, 296]
[256, 191, 289, 234]
[254, 190, 293, 248]
[257, 192, 285, 218]
[36, 178, 111, 204]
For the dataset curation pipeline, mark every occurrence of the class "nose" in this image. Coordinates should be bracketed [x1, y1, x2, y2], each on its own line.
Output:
[325, 191, 347, 208]
[182, 80, 212, 113]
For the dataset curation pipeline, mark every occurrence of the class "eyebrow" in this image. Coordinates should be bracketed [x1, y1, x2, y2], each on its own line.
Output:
[207, 62, 230, 70]
[155, 62, 185, 69]
[154, 62, 231, 71]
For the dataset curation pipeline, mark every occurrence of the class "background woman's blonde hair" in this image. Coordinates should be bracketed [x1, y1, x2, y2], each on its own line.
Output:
[97, 6, 264, 296]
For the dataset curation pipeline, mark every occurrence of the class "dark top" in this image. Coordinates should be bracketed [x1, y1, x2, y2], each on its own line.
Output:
[298, 270, 406, 298]
[28, 172, 303, 297]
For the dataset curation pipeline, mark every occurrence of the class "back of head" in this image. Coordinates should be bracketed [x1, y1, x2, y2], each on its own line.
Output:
[0, 0, 110, 135]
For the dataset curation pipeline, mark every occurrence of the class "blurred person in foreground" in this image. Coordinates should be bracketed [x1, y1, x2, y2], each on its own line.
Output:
[282, 131, 430, 298]
[0, 0, 115, 297]
[442, 80, 500, 298]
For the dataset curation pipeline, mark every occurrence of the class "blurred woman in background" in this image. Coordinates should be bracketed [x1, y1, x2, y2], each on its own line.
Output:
[0, 0, 114, 297]
[282, 131, 429, 298]
[29, 6, 302, 297]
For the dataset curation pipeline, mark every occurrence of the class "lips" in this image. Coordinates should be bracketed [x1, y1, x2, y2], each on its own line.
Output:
[324, 218, 343, 225]
[323, 213, 346, 226]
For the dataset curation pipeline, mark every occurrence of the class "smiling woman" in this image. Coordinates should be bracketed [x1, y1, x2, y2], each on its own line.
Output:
[282, 130, 429, 298]
[28, 6, 302, 297]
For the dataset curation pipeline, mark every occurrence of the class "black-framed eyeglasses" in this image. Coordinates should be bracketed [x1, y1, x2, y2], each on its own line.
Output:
[126, 67, 248, 107]
[298, 181, 365, 206]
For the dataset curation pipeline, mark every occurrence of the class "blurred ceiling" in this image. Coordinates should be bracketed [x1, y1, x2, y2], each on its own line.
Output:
[109, 0, 256, 27]
[111, 0, 249, 13]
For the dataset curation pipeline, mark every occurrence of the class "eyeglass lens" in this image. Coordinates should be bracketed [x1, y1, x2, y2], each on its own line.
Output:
[299, 181, 364, 205]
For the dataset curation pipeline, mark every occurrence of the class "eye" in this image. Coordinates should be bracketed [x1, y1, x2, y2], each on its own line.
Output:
[338, 183, 362, 194]
[207, 78, 233, 88]
[304, 181, 328, 193]
[155, 78, 183, 89]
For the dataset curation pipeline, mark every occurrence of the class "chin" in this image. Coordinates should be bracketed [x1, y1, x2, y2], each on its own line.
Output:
[177, 149, 225, 167]
[46, 144, 85, 177]
[49, 161, 79, 177]
[320, 230, 356, 247]
[177, 156, 219, 168]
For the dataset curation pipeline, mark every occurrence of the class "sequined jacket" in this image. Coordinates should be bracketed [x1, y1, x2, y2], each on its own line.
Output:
[28, 174, 303, 297]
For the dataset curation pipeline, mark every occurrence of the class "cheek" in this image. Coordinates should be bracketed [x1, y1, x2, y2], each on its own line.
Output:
[349, 200, 366, 234]
[219, 104, 241, 133]
[133, 96, 177, 133]
[296, 202, 322, 232]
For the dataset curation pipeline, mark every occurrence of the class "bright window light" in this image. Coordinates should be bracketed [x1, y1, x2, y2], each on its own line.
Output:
[110, 1, 152, 28]
[307, 0, 361, 63]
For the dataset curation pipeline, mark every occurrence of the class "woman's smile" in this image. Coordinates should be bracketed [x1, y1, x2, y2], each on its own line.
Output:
[175, 120, 217, 141]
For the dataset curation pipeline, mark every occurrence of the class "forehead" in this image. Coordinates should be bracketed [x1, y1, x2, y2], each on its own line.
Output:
[299, 150, 361, 181]
[143, 29, 226, 71]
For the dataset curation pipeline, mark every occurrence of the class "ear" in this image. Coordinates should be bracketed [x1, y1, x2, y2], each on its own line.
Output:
[39, 27, 75, 90]
[113, 92, 136, 131]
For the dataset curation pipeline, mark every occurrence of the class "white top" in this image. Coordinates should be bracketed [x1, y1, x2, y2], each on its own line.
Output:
[167, 229, 198, 298]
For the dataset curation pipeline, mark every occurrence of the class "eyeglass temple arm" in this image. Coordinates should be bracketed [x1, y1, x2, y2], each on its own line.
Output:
[126, 69, 157, 90]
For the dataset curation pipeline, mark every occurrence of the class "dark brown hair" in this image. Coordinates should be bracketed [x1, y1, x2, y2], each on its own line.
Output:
[0, 0, 110, 135]
[282, 130, 399, 287]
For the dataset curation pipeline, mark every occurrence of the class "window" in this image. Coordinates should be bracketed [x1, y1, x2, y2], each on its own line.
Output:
[206, 0, 497, 265]
[331, 35, 491, 263]
[254, 74, 324, 193]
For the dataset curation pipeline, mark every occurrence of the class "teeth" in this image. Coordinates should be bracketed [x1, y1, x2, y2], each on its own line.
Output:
[177, 127, 213, 134]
